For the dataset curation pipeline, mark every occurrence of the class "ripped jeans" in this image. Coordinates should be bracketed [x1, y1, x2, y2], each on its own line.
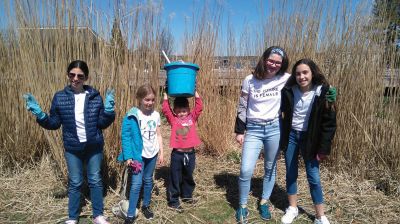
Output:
[238, 120, 280, 205]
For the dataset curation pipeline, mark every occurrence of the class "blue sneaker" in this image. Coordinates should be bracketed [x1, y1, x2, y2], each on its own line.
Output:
[259, 202, 271, 220]
[235, 206, 249, 223]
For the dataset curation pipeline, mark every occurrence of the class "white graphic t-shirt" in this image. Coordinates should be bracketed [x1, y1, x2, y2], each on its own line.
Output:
[137, 110, 161, 158]
[242, 73, 291, 122]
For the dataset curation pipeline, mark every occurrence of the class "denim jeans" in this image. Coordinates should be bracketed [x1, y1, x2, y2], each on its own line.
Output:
[238, 120, 280, 205]
[127, 154, 158, 217]
[64, 144, 104, 220]
[284, 129, 324, 205]
[167, 150, 196, 206]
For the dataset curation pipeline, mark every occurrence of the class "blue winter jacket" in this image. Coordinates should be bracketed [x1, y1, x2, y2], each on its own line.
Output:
[37, 85, 115, 151]
[117, 107, 144, 162]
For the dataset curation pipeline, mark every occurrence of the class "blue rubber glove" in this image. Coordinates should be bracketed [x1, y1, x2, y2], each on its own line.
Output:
[23, 93, 46, 120]
[104, 89, 115, 113]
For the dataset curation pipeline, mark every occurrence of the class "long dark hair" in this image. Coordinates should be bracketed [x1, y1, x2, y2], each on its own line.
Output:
[67, 60, 89, 77]
[253, 46, 289, 80]
[286, 58, 329, 88]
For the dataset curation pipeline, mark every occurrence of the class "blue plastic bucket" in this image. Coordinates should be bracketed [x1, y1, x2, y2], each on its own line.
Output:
[164, 62, 200, 97]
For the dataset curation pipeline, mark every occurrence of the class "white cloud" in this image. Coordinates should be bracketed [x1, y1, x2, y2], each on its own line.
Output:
[169, 12, 176, 20]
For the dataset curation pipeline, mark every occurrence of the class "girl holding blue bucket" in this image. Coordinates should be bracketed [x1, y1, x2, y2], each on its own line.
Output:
[117, 84, 164, 224]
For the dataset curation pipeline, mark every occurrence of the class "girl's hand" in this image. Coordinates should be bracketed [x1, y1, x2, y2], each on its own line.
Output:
[128, 160, 142, 174]
[326, 86, 337, 103]
[163, 92, 168, 100]
[126, 159, 133, 166]
[157, 152, 164, 166]
[23, 93, 46, 119]
[236, 134, 244, 145]
[104, 89, 115, 113]
[316, 153, 327, 161]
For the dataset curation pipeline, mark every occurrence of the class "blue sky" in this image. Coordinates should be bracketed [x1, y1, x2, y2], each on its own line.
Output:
[1, 0, 374, 54]
[95, 0, 374, 54]
[94, 0, 270, 47]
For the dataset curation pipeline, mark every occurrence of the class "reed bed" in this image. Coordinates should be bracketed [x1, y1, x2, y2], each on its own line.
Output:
[1, 131, 400, 223]
[0, 0, 399, 194]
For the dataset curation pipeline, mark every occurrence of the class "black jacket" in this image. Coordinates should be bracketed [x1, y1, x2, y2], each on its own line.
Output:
[279, 84, 336, 161]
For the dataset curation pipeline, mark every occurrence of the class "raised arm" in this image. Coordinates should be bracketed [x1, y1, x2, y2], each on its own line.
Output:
[98, 90, 115, 129]
[162, 92, 174, 124]
[191, 91, 203, 121]
[36, 94, 62, 130]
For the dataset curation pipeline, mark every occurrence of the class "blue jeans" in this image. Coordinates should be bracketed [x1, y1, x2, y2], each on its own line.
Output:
[64, 144, 104, 220]
[127, 154, 158, 217]
[167, 150, 196, 206]
[285, 129, 324, 205]
[238, 120, 280, 205]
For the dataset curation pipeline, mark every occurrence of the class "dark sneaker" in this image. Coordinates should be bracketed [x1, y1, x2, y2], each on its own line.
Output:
[141, 206, 154, 220]
[259, 202, 271, 220]
[124, 216, 136, 224]
[168, 204, 183, 213]
[235, 206, 249, 224]
[182, 197, 198, 205]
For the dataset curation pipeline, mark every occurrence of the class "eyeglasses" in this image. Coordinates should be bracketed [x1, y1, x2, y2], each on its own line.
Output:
[68, 72, 85, 80]
[266, 59, 282, 66]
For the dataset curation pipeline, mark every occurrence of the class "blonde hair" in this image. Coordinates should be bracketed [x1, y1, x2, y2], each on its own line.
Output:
[135, 84, 156, 105]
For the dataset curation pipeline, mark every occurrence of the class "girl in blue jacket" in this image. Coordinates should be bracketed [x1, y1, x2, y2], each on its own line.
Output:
[118, 84, 164, 224]
[24, 60, 115, 224]
[280, 59, 336, 224]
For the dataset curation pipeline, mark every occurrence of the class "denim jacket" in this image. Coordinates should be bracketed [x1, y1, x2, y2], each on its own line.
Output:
[117, 107, 144, 162]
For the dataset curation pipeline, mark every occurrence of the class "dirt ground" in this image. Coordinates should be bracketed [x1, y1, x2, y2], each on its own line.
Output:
[1, 125, 399, 223]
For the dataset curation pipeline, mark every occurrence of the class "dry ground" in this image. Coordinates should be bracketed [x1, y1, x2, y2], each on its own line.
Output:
[0, 125, 399, 223]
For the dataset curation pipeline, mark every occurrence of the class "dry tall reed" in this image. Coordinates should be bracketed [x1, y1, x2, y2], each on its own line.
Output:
[0, 0, 398, 190]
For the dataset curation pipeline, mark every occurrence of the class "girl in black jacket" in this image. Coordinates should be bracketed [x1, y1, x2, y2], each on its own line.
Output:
[280, 59, 336, 224]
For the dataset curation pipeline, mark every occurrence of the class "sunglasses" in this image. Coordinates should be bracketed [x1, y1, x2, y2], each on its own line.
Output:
[68, 72, 85, 80]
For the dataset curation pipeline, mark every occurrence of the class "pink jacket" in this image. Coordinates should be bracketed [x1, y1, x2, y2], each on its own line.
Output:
[162, 97, 203, 149]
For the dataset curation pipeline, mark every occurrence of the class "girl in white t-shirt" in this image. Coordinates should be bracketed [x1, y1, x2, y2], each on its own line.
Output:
[118, 84, 164, 224]
[234, 46, 290, 223]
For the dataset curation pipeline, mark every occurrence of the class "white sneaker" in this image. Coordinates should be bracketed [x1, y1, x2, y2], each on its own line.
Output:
[93, 215, 110, 224]
[314, 215, 330, 224]
[281, 206, 299, 224]
[65, 220, 77, 224]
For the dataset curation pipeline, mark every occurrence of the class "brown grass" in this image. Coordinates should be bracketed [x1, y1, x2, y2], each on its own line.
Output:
[0, 0, 399, 200]
[1, 125, 399, 223]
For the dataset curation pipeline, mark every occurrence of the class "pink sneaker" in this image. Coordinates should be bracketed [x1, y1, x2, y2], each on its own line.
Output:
[93, 215, 110, 224]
